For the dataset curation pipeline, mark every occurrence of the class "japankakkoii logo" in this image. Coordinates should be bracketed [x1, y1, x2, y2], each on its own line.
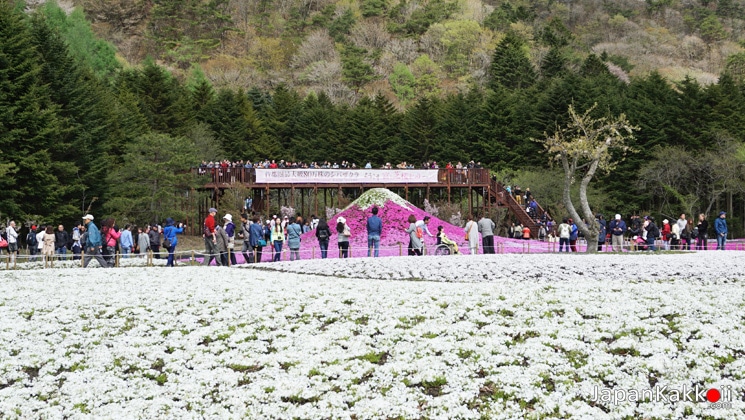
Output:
[591, 385, 734, 408]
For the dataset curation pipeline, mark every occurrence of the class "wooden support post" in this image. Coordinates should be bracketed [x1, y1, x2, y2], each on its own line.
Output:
[314, 187, 319, 218]
[468, 187, 473, 217]
[399, 243, 402, 256]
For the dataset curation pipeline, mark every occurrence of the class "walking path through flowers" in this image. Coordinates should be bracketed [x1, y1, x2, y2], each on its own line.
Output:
[1, 253, 744, 418]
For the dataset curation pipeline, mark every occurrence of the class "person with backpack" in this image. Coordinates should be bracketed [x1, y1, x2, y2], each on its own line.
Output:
[366, 206, 383, 257]
[315, 218, 332, 259]
[643, 216, 659, 251]
[82, 214, 108, 268]
[26, 225, 38, 262]
[538, 224, 547, 242]
[162, 218, 185, 267]
[223, 214, 237, 266]
[406, 214, 423, 256]
[558, 218, 571, 252]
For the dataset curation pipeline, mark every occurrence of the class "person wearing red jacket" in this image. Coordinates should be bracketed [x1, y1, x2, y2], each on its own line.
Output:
[201, 207, 220, 266]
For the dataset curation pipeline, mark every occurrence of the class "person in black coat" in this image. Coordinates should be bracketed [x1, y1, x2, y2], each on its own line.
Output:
[315, 219, 332, 259]
[148, 225, 161, 258]
[54, 225, 70, 259]
[696, 213, 709, 250]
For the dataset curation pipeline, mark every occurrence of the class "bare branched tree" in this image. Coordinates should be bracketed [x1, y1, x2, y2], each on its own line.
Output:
[538, 103, 639, 253]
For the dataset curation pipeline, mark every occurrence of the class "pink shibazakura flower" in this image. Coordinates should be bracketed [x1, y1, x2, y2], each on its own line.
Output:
[294, 188, 554, 259]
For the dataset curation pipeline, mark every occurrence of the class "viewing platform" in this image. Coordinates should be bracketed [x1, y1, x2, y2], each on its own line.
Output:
[194, 167, 547, 238]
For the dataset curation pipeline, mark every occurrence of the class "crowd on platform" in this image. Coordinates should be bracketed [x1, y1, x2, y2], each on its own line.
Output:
[196, 159, 487, 174]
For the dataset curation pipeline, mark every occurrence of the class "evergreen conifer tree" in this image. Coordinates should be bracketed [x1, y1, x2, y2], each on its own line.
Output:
[0, 3, 63, 218]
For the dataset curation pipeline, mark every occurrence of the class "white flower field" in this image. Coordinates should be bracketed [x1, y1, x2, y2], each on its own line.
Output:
[1, 252, 744, 418]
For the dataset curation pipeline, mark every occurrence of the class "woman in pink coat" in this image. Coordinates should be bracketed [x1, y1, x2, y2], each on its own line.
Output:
[101, 218, 121, 267]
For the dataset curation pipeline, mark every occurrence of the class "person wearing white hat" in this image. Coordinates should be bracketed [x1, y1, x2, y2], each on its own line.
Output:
[223, 214, 237, 265]
[82, 214, 108, 268]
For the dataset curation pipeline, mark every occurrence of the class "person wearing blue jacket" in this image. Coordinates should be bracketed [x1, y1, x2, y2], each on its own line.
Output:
[366, 206, 382, 257]
[714, 211, 728, 250]
[82, 214, 108, 268]
[569, 218, 579, 252]
[163, 218, 184, 267]
[120, 224, 134, 258]
[248, 217, 265, 263]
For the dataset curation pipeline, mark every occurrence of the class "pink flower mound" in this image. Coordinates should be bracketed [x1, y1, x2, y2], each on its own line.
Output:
[294, 188, 558, 258]
[298, 199, 468, 258]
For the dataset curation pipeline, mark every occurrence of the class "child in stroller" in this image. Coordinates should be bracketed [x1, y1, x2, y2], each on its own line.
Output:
[435, 225, 460, 255]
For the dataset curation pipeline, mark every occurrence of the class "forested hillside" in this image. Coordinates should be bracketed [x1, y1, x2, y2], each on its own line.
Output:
[70, 0, 745, 103]
[2, 0, 745, 235]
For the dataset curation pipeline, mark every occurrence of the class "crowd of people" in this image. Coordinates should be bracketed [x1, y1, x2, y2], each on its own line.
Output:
[200, 208, 322, 265]
[0, 206, 732, 269]
[547, 212, 730, 252]
[0, 216, 186, 267]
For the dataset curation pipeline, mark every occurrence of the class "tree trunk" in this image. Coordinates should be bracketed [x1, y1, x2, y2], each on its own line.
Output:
[560, 154, 601, 253]
[578, 159, 601, 253]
